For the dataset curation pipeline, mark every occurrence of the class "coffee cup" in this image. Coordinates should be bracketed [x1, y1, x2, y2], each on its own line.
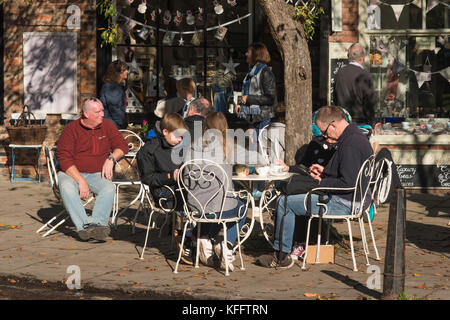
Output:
[256, 166, 270, 176]
[401, 121, 410, 129]
[270, 165, 284, 175]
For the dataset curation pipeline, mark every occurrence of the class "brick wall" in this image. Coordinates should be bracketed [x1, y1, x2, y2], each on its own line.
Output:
[328, 0, 359, 43]
[1, 0, 97, 179]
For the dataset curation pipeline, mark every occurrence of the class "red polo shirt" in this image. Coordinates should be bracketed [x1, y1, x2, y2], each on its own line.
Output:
[56, 118, 129, 173]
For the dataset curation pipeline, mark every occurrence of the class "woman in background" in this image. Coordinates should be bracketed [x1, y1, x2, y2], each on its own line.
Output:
[99, 60, 129, 129]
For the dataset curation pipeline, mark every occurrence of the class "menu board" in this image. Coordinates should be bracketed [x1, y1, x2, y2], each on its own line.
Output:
[396, 164, 450, 188]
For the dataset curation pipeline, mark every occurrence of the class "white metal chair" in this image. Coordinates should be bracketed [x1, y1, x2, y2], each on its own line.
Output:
[301, 155, 375, 272]
[361, 157, 393, 261]
[174, 159, 251, 276]
[36, 146, 95, 237]
[111, 129, 145, 232]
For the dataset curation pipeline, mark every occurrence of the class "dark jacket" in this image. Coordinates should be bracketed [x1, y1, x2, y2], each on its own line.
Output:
[136, 125, 183, 188]
[184, 115, 205, 144]
[320, 123, 374, 204]
[334, 64, 376, 124]
[99, 82, 128, 129]
[246, 67, 278, 124]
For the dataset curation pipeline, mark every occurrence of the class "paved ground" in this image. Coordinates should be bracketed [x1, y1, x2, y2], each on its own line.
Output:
[0, 176, 449, 300]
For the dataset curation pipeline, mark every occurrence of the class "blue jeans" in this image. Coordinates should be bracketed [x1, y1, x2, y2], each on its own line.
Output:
[200, 198, 248, 245]
[273, 193, 352, 254]
[57, 171, 115, 231]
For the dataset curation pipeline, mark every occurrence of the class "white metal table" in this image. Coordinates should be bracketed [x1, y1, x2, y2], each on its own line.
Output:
[232, 172, 294, 251]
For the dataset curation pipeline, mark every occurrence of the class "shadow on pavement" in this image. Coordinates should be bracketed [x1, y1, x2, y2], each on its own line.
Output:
[321, 270, 382, 299]
[406, 220, 450, 254]
[407, 194, 450, 217]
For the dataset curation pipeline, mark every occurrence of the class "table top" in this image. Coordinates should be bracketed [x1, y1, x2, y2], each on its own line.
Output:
[9, 144, 42, 148]
[232, 172, 294, 181]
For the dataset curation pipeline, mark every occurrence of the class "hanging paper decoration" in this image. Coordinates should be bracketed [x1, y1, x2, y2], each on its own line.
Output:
[215, 25, 228, 41]
[439, 66, 450, 83]
[222, 56, 240, 75]
[137, 1, 147, 14]
[174, 11, 183, 26]
[412, 0, 422, 9]
[151, 10, 156, 21]
[197, 8, 204, 23]
[186, 10, 195, 25]
[191, 30, 201, 45]
[178, 32, 185, 46]
[162, 31, 175, 45]
[214, 1, 224, 15]
[391, 5, 404, 22]
[376, 39, 389, 53]
[423, 56, 432, 72]
[426, 0, 440, 12]
[392, 59, 406, 75]
[413, 71, 431, 88]
[367, 5, 381, 30]
[163, 10, 172, 25]
[138, 27, 150, 40]
[369, 0, 381, 5]
[228, 0, 238, 6]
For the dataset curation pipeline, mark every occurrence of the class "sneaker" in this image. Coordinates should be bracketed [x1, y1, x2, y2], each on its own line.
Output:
[213, 241, 235, 272]
[198, 237, 214, 267]
[290, 242, 305, 260]
[256, 252, 295, 269]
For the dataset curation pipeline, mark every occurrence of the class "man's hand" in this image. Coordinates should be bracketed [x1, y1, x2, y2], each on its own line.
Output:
[78, 178, 90, 199]
[102, 157, 115, 180]
[309, 164, 324, 181]
[173, 168, 179, 181]
[274, 158, 289, 172]
[241, 95, 248, 104]
[235, 105, 240, 114]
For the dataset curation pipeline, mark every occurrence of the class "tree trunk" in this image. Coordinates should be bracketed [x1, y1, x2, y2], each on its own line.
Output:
[257, 0, 312, 165]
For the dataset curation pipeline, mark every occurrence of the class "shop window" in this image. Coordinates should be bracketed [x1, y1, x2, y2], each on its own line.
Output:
[113, 0, 253, 116]
[369, 35, 450, 119]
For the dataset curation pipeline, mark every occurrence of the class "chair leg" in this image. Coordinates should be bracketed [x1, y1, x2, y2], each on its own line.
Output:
[42, 217, 67, 237]
[315, 217, 322, 264]
[236, 222, 245, 270]
[174, 220, 190, 274]
[36, 209, 67, 235]
[358, 217, 370, 266]
[139, 208, 155, 260]
[366, 210, 380, 261]
[346, 218, 358, 272]
[195, 223, 201, 268]
[302, 217, 313, 270]
[159, 212, 171, 238]
[222, 222, 230, 276]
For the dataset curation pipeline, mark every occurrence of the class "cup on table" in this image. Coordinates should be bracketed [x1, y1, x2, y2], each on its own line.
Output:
[256, 166, 270, 176]
[401, 122, 410, 129]
[270, 165, 284, 175]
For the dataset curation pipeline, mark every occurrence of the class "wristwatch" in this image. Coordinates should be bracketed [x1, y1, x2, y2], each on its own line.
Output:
[107, 155, 115, 162]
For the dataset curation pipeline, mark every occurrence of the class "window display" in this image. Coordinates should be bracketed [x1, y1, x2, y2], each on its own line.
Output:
[113, 0, 253, 115]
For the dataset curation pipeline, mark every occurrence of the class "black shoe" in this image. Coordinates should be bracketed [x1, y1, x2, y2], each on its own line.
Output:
[256, 252, 294, 269]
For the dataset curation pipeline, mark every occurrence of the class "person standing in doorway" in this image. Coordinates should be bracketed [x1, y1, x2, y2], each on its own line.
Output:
[99, 60, 129, 129]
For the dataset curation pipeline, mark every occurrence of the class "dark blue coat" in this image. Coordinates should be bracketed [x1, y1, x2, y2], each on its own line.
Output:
[99, 82, 128, 129]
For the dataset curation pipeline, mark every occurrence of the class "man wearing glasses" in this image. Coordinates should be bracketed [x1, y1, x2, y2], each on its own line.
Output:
[56, 98, 129, 242]
[257, 106, 373, 269]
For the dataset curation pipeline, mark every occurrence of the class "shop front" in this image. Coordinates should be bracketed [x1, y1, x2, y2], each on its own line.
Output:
[329, 0, 449, 190]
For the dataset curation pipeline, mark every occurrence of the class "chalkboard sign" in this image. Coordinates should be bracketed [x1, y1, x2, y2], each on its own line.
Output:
[396, 164, 450, 188]
[330, 58, 348, 105]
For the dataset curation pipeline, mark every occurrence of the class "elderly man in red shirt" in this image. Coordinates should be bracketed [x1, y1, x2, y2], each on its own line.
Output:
[56, 98, 129, 241]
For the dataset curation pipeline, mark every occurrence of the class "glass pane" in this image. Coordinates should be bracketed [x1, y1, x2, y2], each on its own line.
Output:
[376, 0, 422, 29]
[368, 35, 450, 120]
[426, 3, 450, 29]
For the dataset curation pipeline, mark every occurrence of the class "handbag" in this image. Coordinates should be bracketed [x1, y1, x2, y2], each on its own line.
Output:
[276, 173, 319, 195]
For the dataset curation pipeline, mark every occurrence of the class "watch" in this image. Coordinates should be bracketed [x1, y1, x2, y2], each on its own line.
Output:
[107, 155, 115, 162]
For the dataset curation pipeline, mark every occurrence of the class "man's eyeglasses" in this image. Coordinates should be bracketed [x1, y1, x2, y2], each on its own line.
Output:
[321, 120, 335, 137]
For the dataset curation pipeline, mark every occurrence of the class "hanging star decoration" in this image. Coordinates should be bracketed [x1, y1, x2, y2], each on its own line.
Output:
[222, 56, 239, 75]
[178, 33, 185, 46]
[127, 57, 140, 73]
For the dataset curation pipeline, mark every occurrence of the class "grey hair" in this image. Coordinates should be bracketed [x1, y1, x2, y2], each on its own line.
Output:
[347, 43, 365, 62]
[82, 97, 102, 113]
[189, 98, 212, 117]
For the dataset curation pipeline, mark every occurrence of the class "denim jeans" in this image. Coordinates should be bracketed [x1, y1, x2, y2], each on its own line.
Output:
[57, 171, 115, 231]
[198, 198, 248, 245]
[273, 193, 352, 254]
